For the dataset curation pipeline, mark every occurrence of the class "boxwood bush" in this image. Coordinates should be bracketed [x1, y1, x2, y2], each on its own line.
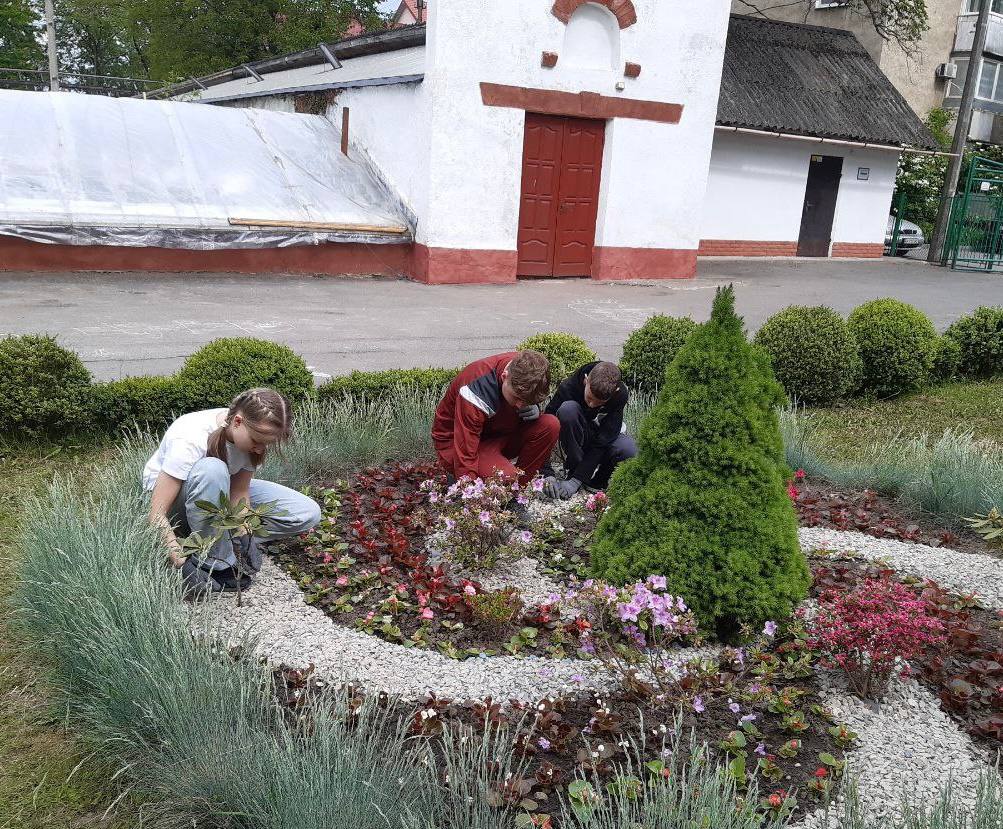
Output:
[90, 375, 193, 434]
[0, 334, 93, 440]
[931, 335, 962, 383]
[848, 299, 938, 398]
[176, 338, 315, 407]
[591, 287, 808, 640]
[318, 367, 458, 404]
[516, 333, 597, 385]
[944, 305, 1003, 379]
[619, 315, 698, 392]
[753, 306, 861, 405]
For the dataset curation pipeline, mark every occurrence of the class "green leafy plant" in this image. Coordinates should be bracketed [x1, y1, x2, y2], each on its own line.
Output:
[848, 299, 938, 398]
[619, 314, 697, 392]
[965, 507, 1003, 547]
[317, 367, 458, 404]
[0, 334, 93, 440]
[177, 337, 314, 406]
[89, 374, 192, 434]
[753, 306, 861, 405]
[591, 287, 809, 640]
[944, 305, 1003, 379]
[192, 491, 283, 606]
[468, 587, 525, 634]
[931, 335, 962, 382]
[516, 333, 597, 386]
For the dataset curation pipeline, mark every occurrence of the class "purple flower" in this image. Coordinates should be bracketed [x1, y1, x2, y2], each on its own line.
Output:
[763, 620, 778, 637]
[479, 510, 492, 526]
[740, 714, 758, 726]
[693, 695, 705, 713]
[728, 699, 741, 715]
[617, 602, 642, 622]
[647, 575, 667, 590]
[516, 494, 529, 506]
[520, 530, 534, 544]
[581, 640, 596, 656]
[537, 737, 552, 751]
[531, 478, 545, 492]
[444, 517, 456, 531]
[570, 673, 586, 684]
[755, 742, 766, 757]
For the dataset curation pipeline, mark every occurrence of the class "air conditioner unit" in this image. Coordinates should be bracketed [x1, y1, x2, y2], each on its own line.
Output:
[936, 62, 959, 80]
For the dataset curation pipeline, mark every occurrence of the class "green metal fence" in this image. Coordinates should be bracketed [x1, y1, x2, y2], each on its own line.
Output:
[943, 155, 1003, 272]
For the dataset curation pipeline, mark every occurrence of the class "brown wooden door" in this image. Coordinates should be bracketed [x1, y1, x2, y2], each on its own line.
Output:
[517, 113, 605, 277]
[797, 154, 843, 257]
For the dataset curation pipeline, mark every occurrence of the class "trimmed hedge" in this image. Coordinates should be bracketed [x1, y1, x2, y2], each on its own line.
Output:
[516, 333, 597, 385]
[0, 335, 93, 440]
[90, 375, 193, 434]
[932, 335, 962, 383]
[753, 306, 861, 405]
[620, 315, 698, 392]
[318, 367, 458, 403]
[176, 338, 315, 407]
[848, 299, 938, 398]
[945, 305, 1003, 379]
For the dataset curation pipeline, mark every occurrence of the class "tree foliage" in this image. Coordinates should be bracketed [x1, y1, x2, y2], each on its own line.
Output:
[590, 287, 809, 641]
[0, 0, 44, 71]
[734, 0, 929, 52]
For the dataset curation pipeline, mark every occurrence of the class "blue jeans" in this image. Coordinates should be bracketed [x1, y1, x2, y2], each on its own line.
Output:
[170, 457, 321, 571]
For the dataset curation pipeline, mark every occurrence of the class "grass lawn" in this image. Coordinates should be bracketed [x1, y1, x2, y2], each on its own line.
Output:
[809, 377, 1003, 463]
[0, 442, 134, 829]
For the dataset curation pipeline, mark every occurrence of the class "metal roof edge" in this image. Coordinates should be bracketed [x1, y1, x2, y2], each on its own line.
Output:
[196, 74, 424, 105]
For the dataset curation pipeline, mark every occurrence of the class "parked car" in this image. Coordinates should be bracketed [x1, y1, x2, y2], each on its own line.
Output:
[884, 215, 925, 256]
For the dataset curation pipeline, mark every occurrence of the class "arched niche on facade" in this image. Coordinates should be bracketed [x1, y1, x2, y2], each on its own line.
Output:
[561, 3, 622, 72]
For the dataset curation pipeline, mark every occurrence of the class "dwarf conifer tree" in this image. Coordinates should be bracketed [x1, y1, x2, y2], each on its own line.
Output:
[590, 286, 808, 640]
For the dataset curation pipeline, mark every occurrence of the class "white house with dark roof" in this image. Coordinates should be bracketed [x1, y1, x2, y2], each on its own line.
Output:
[0, 2, 936, 283]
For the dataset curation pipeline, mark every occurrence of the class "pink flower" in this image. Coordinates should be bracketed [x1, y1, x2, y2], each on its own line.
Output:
[420, 607, 434, 620]
[795, 468, 806, 480]
[520, 530, 534, 544]
[646, 575, 668, 590]
[463, 585, 477, 596]
[322, 553, 333, 564]
[335, 576, 349, 587]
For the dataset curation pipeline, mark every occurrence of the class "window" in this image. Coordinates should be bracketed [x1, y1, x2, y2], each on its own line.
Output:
[949, 57, 1003, 101]
[966, 0, 1003, 13]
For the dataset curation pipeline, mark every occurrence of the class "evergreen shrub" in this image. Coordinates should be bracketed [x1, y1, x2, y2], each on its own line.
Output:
[944, 305, 1003, 378]
[847, 299, 937, 397]
[318, 367, 458, 404]
[590, 287, 809, 640]
[0, 334, 93, 439]
[753, 306, 861, 405]
[516, 333, 597, 385]
[176, 338, 314, 407]
[90, 375, 193, 434]
[619, 315, 697, 392]
[931, 335, 962, 382]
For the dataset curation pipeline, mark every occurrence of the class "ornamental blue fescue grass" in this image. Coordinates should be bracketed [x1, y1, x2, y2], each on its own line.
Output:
[5, 437, 468, 829]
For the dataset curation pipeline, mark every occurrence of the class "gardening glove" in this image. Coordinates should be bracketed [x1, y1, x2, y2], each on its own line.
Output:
[544, 476, 581, 500]
[518, 404, 542, 422]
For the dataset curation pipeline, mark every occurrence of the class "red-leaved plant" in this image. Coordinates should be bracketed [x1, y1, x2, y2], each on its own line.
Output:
[805, 576, 947, 699]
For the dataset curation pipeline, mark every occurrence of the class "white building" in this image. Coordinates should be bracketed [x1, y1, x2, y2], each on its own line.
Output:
[0, 2, 935, 283]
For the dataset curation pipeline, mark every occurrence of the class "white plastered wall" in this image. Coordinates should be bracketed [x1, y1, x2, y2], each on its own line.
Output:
[422, 0, 731, 252]
[701, 131, 899, 247]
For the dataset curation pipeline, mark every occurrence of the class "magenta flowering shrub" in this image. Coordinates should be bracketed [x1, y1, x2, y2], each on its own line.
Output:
[584, 490, 609, 518]
[806, 576, 947, 699]
[562, 576, 698, 697]
[421, 471, 542, 569]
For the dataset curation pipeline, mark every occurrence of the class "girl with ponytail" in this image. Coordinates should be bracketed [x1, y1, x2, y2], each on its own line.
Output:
[144, 387, 321, 596]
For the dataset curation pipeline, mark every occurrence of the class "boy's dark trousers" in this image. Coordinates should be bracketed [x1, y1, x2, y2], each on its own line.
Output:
[554, 400, 637, 488]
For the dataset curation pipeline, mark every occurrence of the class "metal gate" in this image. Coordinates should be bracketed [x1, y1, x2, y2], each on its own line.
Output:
[943, 155, 1003, 272]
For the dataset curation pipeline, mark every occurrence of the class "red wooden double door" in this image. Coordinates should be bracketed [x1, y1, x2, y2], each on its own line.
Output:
[517, 113, 606, 278]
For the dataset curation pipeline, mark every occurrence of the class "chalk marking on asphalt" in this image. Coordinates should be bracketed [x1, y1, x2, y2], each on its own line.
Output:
[567, 299, 659, 326]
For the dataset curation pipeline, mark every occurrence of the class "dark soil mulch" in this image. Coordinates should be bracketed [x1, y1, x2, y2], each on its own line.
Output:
[795, 480, 995, 557]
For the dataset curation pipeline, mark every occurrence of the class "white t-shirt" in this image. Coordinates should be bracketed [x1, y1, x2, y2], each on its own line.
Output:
[142, 408, 256, 491]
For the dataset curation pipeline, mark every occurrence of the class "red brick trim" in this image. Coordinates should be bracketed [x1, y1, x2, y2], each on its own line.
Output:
[591, 246, 696, 280]
[541, 51, 559, 68]
[831, 242, 884, 258]
[410, 244, 518, 285]
[552, 0, 637, 28]
[624, 62, 641, 78]
[698, 240, 799, 257]
[480, 82, 683, 124]
[0, 235, 412, 277]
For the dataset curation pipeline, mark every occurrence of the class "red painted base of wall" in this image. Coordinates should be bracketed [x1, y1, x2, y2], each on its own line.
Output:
[831, 242, 884, 258]
[410, 244, 518, 285]
[591, 246, 696, 280]
[698, 240, 799, 257]
[0, 236, 413, 276]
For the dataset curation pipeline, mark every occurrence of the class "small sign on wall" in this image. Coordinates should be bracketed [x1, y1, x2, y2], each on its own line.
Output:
[857, 167, 870, 181]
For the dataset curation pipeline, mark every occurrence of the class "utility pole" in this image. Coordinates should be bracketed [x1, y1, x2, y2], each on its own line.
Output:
[929, 0, 992, 263]
[44, 0, 60, 91]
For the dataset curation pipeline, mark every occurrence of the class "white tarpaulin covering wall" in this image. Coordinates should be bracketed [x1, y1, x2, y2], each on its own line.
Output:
[0, 89, 412, 248]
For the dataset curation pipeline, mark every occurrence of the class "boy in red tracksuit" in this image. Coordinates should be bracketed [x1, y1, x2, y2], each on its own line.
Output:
[432, 350, 559, 486]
